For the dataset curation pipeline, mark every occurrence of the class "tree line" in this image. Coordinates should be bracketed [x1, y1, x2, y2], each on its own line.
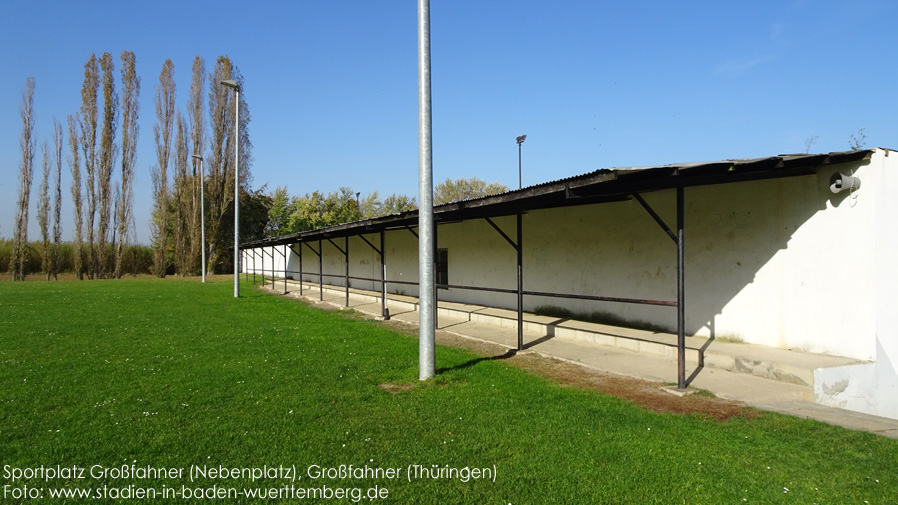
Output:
[11, 49, 509, 280]
[10, 52, 253, 280]
[264, 177, 508, 237]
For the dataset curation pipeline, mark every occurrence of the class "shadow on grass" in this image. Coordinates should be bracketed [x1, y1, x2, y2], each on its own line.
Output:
[436, 348, 518, 374]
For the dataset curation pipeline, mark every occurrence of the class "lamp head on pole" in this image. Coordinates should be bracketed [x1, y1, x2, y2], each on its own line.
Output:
[516, 134, 527, 145]
[191, 154, 203, 161]
[220, 79, 240, 91]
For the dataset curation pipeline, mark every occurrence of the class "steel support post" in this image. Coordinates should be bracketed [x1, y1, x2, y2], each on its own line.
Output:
[517, 212, 524, 350]
[345, 236, 350, 307]
[318, 239, 323, 301]
[433, 220, 438, 330]
[381, 230, 388, 319]
[283, 245, 288, 294]
[677, 186, 686, 389]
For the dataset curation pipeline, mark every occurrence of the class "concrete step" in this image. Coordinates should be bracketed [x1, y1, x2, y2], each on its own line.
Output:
[276, 279, 863, 389]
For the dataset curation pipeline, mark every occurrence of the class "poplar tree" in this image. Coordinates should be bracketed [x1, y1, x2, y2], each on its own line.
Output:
[52, 120, 63, 280]
[188, 56, 206, 275]
[115, 50, 139, 278]
[80, 54, 99, 279]
[37, 142, 51, 279]
[206, 56, 252, 272]
[97, 52, 119, 276]
[173, 113, 190, 275]
[151, 59, 176, 277]
[12, 77, 36, 281]
[68, 114, 84, 280]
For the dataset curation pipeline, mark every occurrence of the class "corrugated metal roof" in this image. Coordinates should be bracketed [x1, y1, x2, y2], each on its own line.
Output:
[243, 149, 875, 248]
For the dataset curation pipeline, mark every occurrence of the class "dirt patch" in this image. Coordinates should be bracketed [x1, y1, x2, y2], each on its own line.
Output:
[427, 329, 758, 422]
[378, 382, 415, 394]
[280, 287, 757, 421]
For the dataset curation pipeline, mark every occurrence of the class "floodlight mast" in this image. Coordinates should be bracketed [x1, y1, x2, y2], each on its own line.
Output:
[192, 154, 205, 283]
[220, 79, 240, 297]
[418, 0, 436, 380]
[516, 134, 526, 189]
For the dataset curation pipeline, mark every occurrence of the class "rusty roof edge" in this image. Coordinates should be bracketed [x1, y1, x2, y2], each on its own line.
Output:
[241, 148, 881, 248]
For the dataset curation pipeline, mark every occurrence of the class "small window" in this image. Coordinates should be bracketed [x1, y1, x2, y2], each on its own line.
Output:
[436, 248, 449, 288]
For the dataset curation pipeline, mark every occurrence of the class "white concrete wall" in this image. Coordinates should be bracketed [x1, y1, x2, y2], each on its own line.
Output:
[433, 153, 889, 363]
[815, 149, 898, 419]
[245, 149, 898, 418]
[244, 149, 894, 363]
[686, 159, 878, 360]
[873, 149, 898, 418]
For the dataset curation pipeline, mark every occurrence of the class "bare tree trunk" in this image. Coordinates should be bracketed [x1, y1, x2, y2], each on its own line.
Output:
[151, 60, 176, 277]
[52, 120, 63, 280]
[97, 52, 119, 278]
[68, 114, 84, 280]
[13, 77, 36, 282]
[80, 54, 99, 280]
[115, 50, 139, 278]
[38, 141, 51, 280]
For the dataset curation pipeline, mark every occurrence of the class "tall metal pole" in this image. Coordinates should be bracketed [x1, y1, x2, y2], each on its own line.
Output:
[221, 79, 240, 298]
[192, 154, 206, 283]
[515, 135, 526, 348]
[676, 186, 686, 389]
[233, 87, 240, 297]
[418, 0, 436, 380]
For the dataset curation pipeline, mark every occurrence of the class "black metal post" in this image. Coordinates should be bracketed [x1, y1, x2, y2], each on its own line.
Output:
[433, 221, 438, 330]
[677, 186, 686, 389]
[345, 236, 350, 307]
[318, 239, 323, 301]
[283, 245, 288, 294]
[517, 212, 524, 350]
[299, 242, 304, 295]
[381, 230, 388, 319]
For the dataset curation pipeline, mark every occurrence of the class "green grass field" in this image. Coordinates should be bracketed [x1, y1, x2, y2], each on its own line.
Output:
[1, 277, 896, 504]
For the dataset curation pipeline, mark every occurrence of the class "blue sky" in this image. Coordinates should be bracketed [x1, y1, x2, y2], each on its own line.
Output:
[2, 0, 896, 244]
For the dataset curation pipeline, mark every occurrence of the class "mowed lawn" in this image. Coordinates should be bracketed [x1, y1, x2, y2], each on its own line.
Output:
[1, 278, 896, 504]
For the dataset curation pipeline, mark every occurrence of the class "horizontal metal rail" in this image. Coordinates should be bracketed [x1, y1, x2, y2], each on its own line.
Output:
[262, 268, 673, 307]
[521, 289, 676, 307]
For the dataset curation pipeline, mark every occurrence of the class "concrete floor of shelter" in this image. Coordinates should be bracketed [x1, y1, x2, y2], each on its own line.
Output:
[254, 275, 898, 438]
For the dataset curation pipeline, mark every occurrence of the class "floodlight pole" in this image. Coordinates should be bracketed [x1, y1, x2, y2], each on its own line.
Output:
[192, 154, 205, 283]
[516, 134, 526, 189]
[418, 0, 436, 380]
[221, 79, 240, 298]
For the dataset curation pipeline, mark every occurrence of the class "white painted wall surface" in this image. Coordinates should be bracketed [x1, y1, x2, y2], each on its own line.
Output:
[244, 150, 898, 418]
[817, 149, 898, 419]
